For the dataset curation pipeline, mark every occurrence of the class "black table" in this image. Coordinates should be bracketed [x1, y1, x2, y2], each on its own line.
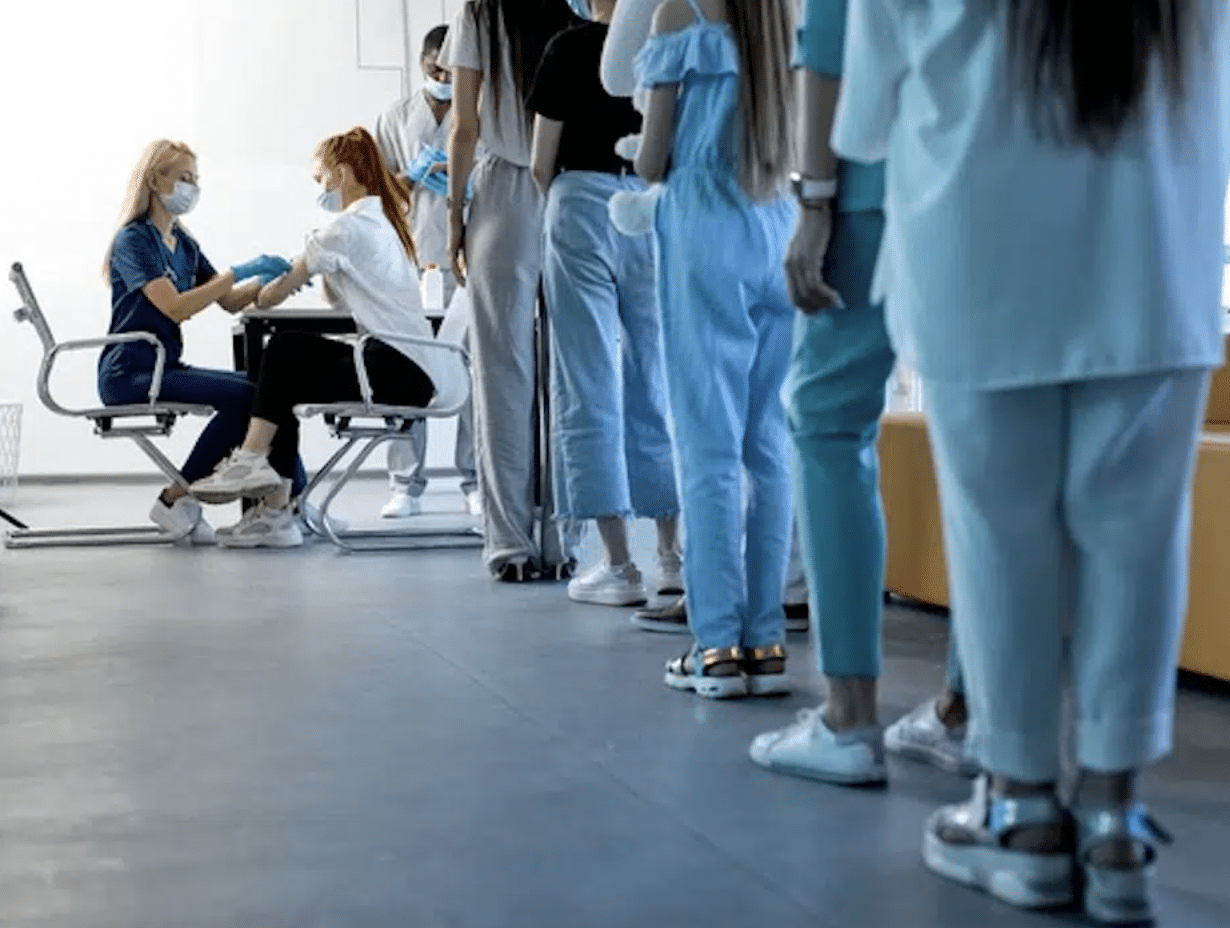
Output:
[231, 309, 445, 377]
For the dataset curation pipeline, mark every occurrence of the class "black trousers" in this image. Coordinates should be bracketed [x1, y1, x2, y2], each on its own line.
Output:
[252, 331, 435, 479]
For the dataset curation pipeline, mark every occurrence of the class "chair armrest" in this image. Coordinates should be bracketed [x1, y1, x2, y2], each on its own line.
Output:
[42, 332, 168, 416]
[351, 333, 470, 410]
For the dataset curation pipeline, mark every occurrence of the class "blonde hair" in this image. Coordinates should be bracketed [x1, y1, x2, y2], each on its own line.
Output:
[730, 0, 796, 201]
[101, 140, 196, 282]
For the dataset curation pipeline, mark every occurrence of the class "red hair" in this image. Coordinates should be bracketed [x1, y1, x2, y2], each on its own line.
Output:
[316, 127, 418, 266]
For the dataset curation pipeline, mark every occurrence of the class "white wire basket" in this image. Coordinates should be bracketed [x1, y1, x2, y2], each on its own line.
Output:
[0, 402, 21, 505]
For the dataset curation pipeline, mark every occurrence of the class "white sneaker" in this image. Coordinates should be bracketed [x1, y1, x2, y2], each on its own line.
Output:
[216, 503, 304, 549]
[656, 552, 684, 596]
[380, 489, 423, 519]
[464, 489, 482, 517]
[190, 450, 283, 504]
[884, 697, 979, 776]
[749, 707, 887, 785]
[567, 561, 648, 607]
[149, 495, 214, 546]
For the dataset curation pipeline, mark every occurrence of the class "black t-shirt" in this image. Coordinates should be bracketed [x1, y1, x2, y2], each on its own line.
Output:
[527, 21, 641, 176]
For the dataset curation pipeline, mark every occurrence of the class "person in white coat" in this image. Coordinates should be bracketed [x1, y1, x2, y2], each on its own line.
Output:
[833, 0, 1229, 921]
[374, 24, 480, 520]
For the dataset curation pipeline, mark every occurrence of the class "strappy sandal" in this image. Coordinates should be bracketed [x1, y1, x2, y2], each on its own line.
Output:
[1075, 804, 1172, 925]
[923, 775, 1075, 910]
[664, 646, 747, 699]
[743, 643, 790, 696]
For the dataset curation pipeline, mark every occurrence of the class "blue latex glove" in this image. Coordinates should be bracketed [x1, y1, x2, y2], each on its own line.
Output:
[406, 146, 446, 185]
[422, 171, 449, 197]
[233, 254, 291, 283]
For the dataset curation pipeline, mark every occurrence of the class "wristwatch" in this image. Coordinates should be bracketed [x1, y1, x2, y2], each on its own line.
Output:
[790, 172, 837, 208]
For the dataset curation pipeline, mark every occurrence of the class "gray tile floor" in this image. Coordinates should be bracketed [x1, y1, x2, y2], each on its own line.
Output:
[2, 479, 1228, 927]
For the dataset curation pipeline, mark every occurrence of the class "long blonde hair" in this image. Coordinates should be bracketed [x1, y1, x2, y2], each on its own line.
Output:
[101, 140, 196, 282]
[729, 0, 796, 201]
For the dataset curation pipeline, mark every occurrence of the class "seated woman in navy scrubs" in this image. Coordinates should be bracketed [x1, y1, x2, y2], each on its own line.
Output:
[98, 139, 294, 544]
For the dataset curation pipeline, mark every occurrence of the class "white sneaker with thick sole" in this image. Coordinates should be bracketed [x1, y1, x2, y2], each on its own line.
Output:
[567, 561, 648, 606]
[656, 553, 684, 596]
[380, 489, 423, 519]
[190, 450, 284, 504]
[216, 504, 304, 549]
[149, 495, 215, 546]
[885, 697, 980, 776]
[749, 707, 887, 785]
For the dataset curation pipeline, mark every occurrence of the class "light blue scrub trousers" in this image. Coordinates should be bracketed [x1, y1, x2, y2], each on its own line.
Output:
[656, 178, 796, 653]
[543, 171, 678, 521]
[790, 211, 896, 678]
[925, 370, 1211, 781]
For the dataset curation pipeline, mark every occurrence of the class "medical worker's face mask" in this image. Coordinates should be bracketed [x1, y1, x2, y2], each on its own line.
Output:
[424, 77, 452, 102]
[567, 0, 592, 18]
[160, 180, 199, 216]
[422, 52, 452, 102]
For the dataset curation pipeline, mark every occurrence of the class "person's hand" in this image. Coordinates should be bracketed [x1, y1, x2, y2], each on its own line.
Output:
[232, 254, 292, 283]
[448, 210, 467, 286]
[785, 205, 844, 314]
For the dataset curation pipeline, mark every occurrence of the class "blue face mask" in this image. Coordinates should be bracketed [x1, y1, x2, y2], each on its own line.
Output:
[317, 186, 343, 213]
[567, 0, 591, 18]
[160, 180, 199, 216]
[424, 77, 453, 102]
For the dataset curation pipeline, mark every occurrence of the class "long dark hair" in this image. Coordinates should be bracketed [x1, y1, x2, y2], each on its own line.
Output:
[316, 127, 418, 266]
[728, 0, 795, 201]
[470, 0, 575, 134]
[1007, 0, 1196, 148]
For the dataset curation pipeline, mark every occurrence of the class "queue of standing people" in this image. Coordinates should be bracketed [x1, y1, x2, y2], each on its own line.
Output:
[98, 0, 1228, 923]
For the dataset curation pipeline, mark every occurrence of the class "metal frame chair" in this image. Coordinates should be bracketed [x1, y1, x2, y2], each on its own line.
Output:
[6, 261, 213, 548]
[295, 332, 483, 553]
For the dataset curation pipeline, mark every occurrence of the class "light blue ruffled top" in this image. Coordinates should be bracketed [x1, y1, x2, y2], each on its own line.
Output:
[633, 19, 743, 182]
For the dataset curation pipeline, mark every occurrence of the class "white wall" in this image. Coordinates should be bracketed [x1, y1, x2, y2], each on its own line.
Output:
[0, 3, 1227, 475]
[0, 0, 464, 478]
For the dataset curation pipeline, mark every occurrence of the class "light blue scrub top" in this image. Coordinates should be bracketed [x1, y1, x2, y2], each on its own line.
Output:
[794, 0, 885, 214]
[833, 0, 1230, 389]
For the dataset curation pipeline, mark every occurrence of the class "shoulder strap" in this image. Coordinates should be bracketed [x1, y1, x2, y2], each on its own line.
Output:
[683, 0, 707, 24]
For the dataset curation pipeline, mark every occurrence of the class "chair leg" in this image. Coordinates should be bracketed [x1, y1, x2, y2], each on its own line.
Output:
[4, 433, 197, 549]
[304, 431, 483, 553]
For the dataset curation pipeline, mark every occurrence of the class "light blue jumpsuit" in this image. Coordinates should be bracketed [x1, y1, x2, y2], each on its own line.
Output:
[835, 0, 1230, 781]
[795, 0, 966, 690]
[636, 0, 797, 656]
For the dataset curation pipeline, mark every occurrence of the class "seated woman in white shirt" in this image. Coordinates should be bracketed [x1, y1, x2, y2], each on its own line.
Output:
[189, 127, 439, 548]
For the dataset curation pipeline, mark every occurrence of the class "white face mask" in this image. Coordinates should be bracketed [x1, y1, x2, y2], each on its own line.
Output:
[317, 186, 344, 213]
[424, 77, 453, 102]
[160, 180, 199, 216]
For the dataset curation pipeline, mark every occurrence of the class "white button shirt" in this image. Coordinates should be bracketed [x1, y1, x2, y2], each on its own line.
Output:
[304, 196, 444, 390]
[834, 0, 1230, 389]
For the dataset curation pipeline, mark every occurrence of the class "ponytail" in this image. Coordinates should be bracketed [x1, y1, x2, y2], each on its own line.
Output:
[315, 127, 419, 266]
